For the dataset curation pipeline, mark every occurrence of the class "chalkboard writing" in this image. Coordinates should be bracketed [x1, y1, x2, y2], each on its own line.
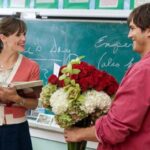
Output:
[24, 20, 140, 83]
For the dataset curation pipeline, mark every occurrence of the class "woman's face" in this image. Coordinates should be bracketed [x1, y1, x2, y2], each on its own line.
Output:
[4, 31, 26, 53]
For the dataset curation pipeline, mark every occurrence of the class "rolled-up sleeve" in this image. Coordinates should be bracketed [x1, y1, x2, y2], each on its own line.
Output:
[95, 65, 150, 145]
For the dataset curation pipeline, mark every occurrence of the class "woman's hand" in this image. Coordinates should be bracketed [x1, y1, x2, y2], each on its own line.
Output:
[0, 85, 38, 109]
[0, 86, 19, 104]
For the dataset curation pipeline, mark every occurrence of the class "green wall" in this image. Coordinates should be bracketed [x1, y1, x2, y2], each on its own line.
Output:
[32, 137, 95, 150]
[25, 20, 139, 84]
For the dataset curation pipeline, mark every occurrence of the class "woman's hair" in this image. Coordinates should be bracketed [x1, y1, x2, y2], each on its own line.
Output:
[0, 16, 27, 52]
[127, 3, 150, 31]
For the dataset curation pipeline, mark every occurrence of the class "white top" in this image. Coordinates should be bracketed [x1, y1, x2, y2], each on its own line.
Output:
[0, 69, 13, 86]
[0, 54, 23, 86]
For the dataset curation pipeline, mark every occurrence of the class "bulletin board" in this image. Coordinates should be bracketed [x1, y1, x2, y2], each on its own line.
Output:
[8, 0, 31, 8]
[95, 0, 124, 9]
[34, 0, 59, 8]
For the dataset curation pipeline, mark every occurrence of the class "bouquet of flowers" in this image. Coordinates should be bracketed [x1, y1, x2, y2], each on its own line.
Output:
[40, 56, 119, 150]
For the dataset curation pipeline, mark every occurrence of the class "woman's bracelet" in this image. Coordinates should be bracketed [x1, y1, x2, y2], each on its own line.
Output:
[18, 98, 26, 106]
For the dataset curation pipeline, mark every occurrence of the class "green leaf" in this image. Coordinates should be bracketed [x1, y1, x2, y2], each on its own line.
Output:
[59, 74, 67, 80]
[64, 77, 71, 85]
[61, 63, 72, 74]
[70, 56, 85, 65]
[70, 80, 76, 85]
[72, 69, 80, 74]
[78, 95, 85, 104]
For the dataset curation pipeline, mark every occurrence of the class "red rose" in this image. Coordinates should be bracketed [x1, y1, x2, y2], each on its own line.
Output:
[94, 71, 118, 92]
[58, 80, 65, 87]
[70, 74, 79, 81]
[92, 70, 104, 86]
[73, 62, 96, 79]
[94, 79, 108, 91]
[59, 65, 66, 76]
[105, 82, 119, 95]
[78, 75, 95, 92]
[87, 75, 95, 88]
[54, 60, 119, 95]
[78, 78, 89, 92]
[48, 74, 58, 85]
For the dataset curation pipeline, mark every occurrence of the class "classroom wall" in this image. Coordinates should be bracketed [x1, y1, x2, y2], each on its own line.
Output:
[1, 0, 131, 9]
[31, 137, 95, 150]
[26, 0, 133, 149]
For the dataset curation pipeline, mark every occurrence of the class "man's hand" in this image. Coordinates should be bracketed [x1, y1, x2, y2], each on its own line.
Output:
[64, 126, 98, 142]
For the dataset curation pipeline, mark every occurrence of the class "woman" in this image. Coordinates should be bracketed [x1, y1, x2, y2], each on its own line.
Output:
[0, 16, 40, 150]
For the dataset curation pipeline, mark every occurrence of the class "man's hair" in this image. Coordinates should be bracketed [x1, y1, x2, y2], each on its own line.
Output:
[127, 3, 150, 31]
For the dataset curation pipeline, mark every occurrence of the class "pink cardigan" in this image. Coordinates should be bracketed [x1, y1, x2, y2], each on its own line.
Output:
[3, 55, 40, 124]
[95, 52, 150, 150]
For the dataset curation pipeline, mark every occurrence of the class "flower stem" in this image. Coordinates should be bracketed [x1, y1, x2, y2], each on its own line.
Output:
[67, 141, 87, 150]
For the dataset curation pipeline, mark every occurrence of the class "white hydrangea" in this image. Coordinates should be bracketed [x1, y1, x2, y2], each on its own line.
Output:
[50, 88, 69, 115]
[80, 90, 111, 114]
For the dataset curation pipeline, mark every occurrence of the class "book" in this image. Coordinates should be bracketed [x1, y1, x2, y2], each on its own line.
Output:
[10, 80, 43, 99]
[11, 80, 43, 90]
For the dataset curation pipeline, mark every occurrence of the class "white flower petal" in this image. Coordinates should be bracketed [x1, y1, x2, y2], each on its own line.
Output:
[80, 90, 112, 114]
[50, 88, 69, 114]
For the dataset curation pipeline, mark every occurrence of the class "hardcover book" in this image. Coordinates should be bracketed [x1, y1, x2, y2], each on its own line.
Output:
[10, 80, 43, 99]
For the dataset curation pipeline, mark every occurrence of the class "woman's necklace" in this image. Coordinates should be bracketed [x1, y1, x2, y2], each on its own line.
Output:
[0, 62, 14, 71]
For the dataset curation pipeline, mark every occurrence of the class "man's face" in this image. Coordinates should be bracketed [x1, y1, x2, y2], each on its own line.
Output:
[128, 20, 149, 56]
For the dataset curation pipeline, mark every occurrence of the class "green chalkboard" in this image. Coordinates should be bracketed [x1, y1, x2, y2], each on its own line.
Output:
[24, 19, 140, 84]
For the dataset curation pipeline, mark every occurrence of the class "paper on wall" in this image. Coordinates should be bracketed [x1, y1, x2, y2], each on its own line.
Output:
[135, 0, 150, 7]
[99, 0, 118, 7]
[36, 0, 54, 3]
[53, 63, 60, 77]
[69, 0, 89, 3]
[10, 0, 25, 7]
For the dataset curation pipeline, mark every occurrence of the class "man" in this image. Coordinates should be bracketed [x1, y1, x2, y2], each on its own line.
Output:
[64, 3, 150, 150]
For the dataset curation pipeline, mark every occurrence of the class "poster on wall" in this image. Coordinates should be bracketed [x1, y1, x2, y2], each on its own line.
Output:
[8, 0, 30, 8]
[95, 0, 124, 9]
[130, 0, 150, 9]
[63, 0, 90, 9]
[34, 0, 58, 8]
[36, 113, 53, 126]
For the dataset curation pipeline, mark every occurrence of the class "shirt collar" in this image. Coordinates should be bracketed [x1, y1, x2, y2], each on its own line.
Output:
[141, 51, 150, 60]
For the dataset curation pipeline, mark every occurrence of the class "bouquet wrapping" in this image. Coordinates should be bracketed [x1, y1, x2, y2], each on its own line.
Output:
[40, 56, 119, 150]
